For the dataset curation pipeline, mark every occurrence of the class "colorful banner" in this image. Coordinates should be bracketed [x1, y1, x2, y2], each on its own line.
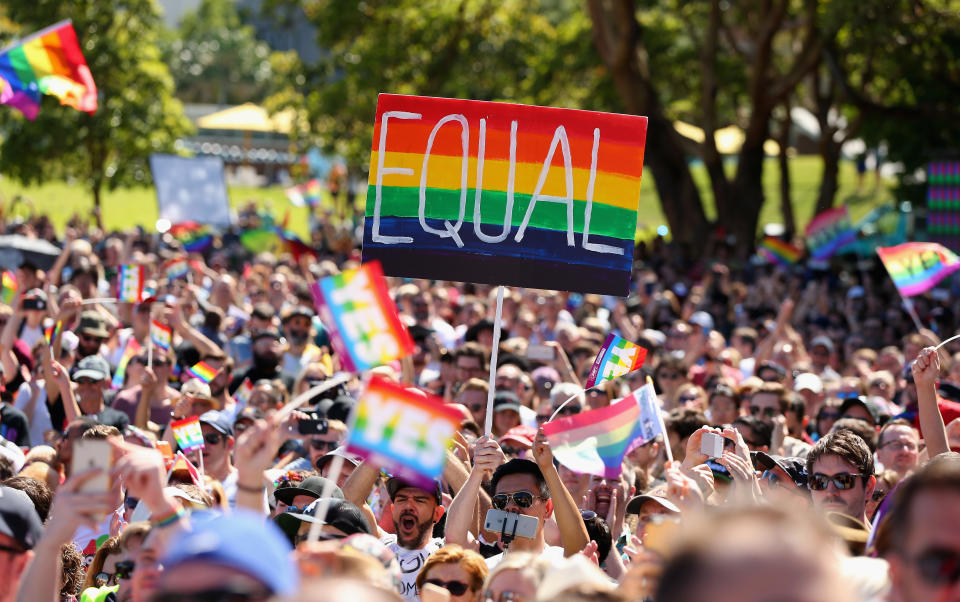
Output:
[877, 242, 960, 297]
[584, 333, 648, 389]
[233, 378, 253, 406]
[170, 416, 205, 453]
[44, 321, 62, 345]
[805, 206, 857, 260]
[543, 383, 662, 478]
[111, 337, 142, 389]
[117, 265, 145, 303]
[187, 361, 217, 383]
[0, 20, 97, 120]
[169, 222, 212, 253]
[346, 376, 461, 488]
[362, 94, 648, 296]
[150, 320, 172, 352]
[312, 260, 414, 372]
[1, 271, 17, 305]
[757, 236, 802, 267]
[162, 257, 190, 281]
[285, 179, 322, 208]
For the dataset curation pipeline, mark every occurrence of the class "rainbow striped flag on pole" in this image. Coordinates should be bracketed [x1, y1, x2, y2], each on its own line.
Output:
[805, 206, 857, 260]
[150, 320, 172, 352]
[584, 333, 648, 389]
[187, 361, 218, 383]
[543, 383, 662, 478]
[877, 242, 960, 297]
[0, 20, 97, 120]
[111, 337, 142, 389]
[117, 265, 145, 303]
[162, 257, 190, 281]
[757, 236, 802, 267]
[170, 417, 205, 453]
[44, 321, 62, 345]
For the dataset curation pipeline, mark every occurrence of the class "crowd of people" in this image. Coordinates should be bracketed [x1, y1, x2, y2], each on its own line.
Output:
[1, 204, 959, 602]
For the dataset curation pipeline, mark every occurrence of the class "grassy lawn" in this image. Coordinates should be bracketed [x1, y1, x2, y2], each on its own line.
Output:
[0, 154, 893, 241]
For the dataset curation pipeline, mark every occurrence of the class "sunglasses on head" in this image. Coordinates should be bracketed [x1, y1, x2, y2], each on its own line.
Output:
[492, 491, 538, 510]
[912, 548, 960, 586]
[310, 439, 339, 451]
[808, 472, 868, 491]
[425, 579, 470, 596]
[749, 405, 777, 418]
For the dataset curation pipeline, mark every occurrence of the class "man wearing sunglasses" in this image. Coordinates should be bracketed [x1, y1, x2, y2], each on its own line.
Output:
[805, 430, 876, 526]
[196, 411, 238, 507]
[886, 453, 960, 602]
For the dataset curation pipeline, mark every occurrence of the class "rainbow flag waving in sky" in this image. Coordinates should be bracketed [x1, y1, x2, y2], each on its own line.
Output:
[877, 242, 960, 297]
[584, 333, 648, 389]
[544, 383, 662, 478]
[187, 361, 217, 383]
[0, 20, 97, 120]
[757, 236, 802, 267]
[169, 222, 212, 253]
[285, 179, 322, 208]
[805, 206, 857, 260]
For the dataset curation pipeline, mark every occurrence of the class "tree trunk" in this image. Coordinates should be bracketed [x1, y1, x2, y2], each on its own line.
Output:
[727, 139, 768, 256]
[816, 139, 840, 216]
[777, 104, 795, 239]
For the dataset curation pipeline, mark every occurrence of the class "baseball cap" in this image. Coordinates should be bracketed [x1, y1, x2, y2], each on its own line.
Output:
[811, 335, 835, 353]
[281, 306, 315, 323]
[794, 372, 823, 395]
[251, 303, 275, 321]
[315, 446, 364, 473]
[0, 437, 25, 473]
[274, 476, 344, 506]
[689, 311, 714, 331]
[493, 390, 521, 414]
[252, 328, 283, 342]
[161, 510, 297, 595]
[751, 451, 809, 489]
[281, 498, 372, 536]
[73, 355, 111, 382]
[839, 396, 880, 425]
[77, 311, 110, 338]
[625, 490, 681, 515]
[386, 477, 442, 505]
[499, 425, 537, 449]
[198, 410, 234, 437]
[0, 486, 43, 550]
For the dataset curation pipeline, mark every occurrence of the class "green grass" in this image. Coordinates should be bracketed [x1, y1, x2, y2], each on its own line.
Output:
[0, 155, 893, 240]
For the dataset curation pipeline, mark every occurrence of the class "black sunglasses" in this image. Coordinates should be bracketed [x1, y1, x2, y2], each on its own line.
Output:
[309, 439, 339, 452]
[556, 405, 581, 416]
[425, 579, 470, 596]
[808, 472, 868, 491]
[491, 491, 537, 510]
[114, 560, 135, 581]
[203, 432, 225, 446]
[913, 548, 960, 586]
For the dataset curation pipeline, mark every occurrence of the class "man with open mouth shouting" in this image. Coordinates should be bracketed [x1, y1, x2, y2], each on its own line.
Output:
[379, 477, 445, 602]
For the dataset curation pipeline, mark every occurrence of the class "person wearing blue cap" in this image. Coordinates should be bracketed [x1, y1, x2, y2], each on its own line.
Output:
[149, 510, 298, 601]
[196, 410, 239, 507]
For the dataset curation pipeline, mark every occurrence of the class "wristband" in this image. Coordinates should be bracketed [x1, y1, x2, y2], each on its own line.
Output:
[152, 504, 186, 528]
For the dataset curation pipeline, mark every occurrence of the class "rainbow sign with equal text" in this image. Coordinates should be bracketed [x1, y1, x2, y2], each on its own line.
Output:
[362, 94, 648, 296]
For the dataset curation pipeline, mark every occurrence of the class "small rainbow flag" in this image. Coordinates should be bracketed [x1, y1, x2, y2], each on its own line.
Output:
[543, 383, 662, 478]
[347, 376, 461, 489]
[150, 320, 172, 352]
[117, 265, 145, 303]
[111, 337, 142, 389]
[877, 242, 960, 297]
[805, 206, 857, 260]
[584, 333, 648, 389]
[169, 222, 212, 253]
[187, 361, 218, 383]
[170, 417, 206, 453]
[0, 20, 97, 120]
[162, 257, 190, 281]
[234, 378, 254, 406]
[757, 236, 802, 267]
[311, 261, 415, 373]
[44, 320, 62, 345]
[166, 451, 202, 487]
[285, 179, 322, 208]
[0, 271, 16, 305]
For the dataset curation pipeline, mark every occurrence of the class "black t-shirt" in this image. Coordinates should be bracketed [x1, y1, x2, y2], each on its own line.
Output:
[0, 403, 31, 447]
[47, 390, 124, 432]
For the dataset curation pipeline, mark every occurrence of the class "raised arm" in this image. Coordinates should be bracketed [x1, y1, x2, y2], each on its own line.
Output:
[341, 458, 382, 509]
[445, 436, 503, 546]
[913, 346, 949, 458]
[533, 429, 588, 556]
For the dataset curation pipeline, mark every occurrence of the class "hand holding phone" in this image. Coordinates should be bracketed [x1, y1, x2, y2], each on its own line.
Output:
[700, 432, 724, 459]
[71, 439, 114, 494]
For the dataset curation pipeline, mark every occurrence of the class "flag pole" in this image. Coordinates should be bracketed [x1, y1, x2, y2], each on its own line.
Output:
[901, 297, 926, 333]
[484, 285, 506, 436]
[648, 376, 673, 464]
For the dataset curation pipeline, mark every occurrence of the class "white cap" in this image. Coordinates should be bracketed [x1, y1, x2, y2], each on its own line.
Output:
[794, 372, 823, 394]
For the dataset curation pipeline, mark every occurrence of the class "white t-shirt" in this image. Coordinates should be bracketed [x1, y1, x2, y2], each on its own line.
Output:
[14, 381, 52, 445]
[485, 543, 565, 569]
[381, 534, 444, 602]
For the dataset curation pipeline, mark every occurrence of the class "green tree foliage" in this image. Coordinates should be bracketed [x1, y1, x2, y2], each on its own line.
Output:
[162, 0, 276, 105]
[264, 0, 616, 175]
[0, 0, 193, 213]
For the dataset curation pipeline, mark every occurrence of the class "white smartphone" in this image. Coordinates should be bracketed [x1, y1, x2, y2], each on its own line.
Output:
[526, 344, 556, 362]
[700, 432, 725, 459]
[71, 439, 113, 493]
[484, 509, 539, 540]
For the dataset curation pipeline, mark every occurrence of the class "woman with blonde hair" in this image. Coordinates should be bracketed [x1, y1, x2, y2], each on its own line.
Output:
[415, 544, 488, 602]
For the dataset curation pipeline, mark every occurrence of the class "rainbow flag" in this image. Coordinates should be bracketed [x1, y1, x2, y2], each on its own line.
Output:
[187, 361, 218, 383]
[543, 383, 662, 478]
[347, 375, 461, 488]
[312, 261, 415, 372]
[162, 257, 189, 281]
[169, 222, 212, 253]
[44, 320, 62, 345]
[584, 333, 648, 389]
[117, 264, 145, 303]
[233, 378, 254, 406]
[239, 226, 315, 261]
[0, 271, 16, 305]
[166, 451, 202, 487]
[805, 206, 857, 260]
[757, 236, 802, 267]
[150, 320, 172, 352]
[877, 242, 960, 297]
[170, 417, 206, 453]
[0, 20, 97, 120]
[285, 179, 322, 208]
[111, 337, 142, 389]
[362, 94, 648, 296]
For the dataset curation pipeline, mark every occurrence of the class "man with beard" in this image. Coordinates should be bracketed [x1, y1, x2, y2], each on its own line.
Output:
[806, 430, 876, 526]
[230, 330, 284, 394]
[75, 311, 111, 360]
[279, 306, 322, 384]
[200, 354, 235, 420]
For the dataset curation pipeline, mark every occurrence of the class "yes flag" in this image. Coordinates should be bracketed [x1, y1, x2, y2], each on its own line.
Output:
[543, 383, 662, 478]
[805, 206, 857, 260]
[117, 265, 144, 303]
[346, 376, 461, 489]
[584, 333, 647, 389]
[150, 320, 172, 352]
[170, 416, 205, 453]
[877, 242, 960, 297]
